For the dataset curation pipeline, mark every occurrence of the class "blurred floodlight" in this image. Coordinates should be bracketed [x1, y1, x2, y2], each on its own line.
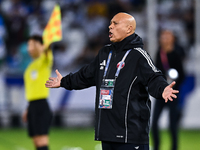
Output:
[168, 68, 179, 80]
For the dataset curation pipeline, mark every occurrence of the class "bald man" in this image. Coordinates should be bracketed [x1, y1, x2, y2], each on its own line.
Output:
[45, 13, 178, 150]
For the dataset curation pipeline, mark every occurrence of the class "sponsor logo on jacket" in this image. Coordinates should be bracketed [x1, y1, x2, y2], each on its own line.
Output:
[100, 60, 106, 70]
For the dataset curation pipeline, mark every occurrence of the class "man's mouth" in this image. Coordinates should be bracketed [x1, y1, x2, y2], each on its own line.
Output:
[109, 31, 113, 38]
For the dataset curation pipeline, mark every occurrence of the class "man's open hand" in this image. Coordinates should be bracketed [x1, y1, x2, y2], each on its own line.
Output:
[45, 69, 63, 88]
[162, 81, 179, 103]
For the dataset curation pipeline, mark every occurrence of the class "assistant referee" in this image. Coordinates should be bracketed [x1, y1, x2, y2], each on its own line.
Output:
[22, 35, 53, 150]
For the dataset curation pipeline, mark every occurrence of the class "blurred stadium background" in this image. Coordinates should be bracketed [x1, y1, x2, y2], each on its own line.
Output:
[0, 0, 200, 150]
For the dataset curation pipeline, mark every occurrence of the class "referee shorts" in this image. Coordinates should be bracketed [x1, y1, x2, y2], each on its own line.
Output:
[27, 99, 53, 137]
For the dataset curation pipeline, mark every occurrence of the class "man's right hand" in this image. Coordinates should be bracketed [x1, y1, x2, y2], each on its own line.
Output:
[45, 69, 63, 88]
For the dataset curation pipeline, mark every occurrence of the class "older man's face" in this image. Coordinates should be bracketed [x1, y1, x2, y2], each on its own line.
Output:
[109, 14, 129, 43]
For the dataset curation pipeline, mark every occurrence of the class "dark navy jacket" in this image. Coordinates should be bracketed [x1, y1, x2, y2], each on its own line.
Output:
[61, 33, 168, 144]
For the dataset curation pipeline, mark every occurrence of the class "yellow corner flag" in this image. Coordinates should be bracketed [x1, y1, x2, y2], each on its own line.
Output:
[43, 4, 62, 49]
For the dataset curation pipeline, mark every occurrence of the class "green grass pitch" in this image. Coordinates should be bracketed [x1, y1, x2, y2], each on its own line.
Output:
[0, 128, 199, 150]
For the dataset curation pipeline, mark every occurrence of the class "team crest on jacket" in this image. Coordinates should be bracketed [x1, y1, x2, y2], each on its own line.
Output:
[117, 61, 125, 69]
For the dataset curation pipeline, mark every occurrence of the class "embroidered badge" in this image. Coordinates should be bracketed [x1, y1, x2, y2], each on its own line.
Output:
[117, 61, 125, 69]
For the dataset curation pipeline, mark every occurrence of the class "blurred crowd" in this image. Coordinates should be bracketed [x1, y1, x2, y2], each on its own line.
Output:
[0, 0, 146, 74]
[0, 0, 195, 74]
[0, 0, 196, 127]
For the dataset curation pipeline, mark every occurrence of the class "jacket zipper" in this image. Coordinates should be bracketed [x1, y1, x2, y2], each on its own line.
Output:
[96, 109, 101, 140]
[125, 76, 137, 143]
[96, 50, 117, 140]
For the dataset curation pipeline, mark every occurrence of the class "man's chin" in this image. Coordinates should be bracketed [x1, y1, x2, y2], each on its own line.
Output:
[109, 38, 115, 43]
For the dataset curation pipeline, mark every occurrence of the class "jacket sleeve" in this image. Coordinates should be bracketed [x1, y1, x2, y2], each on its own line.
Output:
[138, 51, 169, 99]
[60, 53, 99, 90]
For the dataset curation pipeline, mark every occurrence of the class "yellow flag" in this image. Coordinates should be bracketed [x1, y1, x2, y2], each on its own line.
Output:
[42, 4, 62, 49]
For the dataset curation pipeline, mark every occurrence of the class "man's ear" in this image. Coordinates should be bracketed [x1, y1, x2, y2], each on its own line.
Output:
[127, 25, 133, 34]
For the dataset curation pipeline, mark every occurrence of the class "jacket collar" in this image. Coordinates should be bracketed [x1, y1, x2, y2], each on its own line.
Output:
[111, 33, 143, 52]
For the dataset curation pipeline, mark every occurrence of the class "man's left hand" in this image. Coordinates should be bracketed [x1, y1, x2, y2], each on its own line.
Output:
[162, 81, 179, 103]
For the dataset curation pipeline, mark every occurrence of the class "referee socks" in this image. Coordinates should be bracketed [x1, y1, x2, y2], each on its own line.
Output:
[37, 146, 48, 150]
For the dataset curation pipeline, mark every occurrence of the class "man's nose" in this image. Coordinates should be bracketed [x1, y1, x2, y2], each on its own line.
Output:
[109, 24, 112, 29]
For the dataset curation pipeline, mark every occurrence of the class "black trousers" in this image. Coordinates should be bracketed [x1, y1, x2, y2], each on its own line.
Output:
[102, 141, 149, 150]
[151, 99, 178, 150]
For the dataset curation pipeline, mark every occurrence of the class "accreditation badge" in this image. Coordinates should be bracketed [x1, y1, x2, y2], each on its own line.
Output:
[99, 79, 115, 109]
